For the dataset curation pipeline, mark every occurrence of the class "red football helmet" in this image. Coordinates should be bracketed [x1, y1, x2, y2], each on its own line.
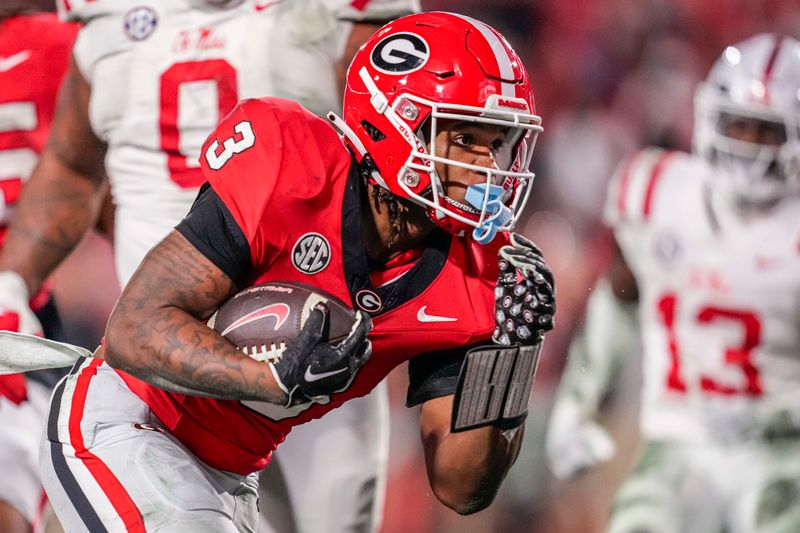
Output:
[330, 12, 542, 241]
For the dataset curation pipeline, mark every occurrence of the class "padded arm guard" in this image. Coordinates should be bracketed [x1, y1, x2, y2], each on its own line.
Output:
[451, 342, 542, 432]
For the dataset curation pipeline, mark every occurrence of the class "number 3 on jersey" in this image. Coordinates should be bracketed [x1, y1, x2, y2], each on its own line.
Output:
[204, 120, 255, 170]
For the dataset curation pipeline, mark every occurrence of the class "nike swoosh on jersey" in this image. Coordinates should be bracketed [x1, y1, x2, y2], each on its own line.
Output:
[0, 51, 31, 73]
[416, 306, 458, 323]
[304, 365, 347, 383]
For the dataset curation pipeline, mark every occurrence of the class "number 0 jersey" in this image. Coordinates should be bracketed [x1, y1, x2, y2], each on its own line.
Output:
[605, 148, 800, 445]
[59, 0, 418, 285]
[115, 97, 505, 475]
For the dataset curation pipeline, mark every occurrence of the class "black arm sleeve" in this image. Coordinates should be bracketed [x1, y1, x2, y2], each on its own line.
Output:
[406, 343, 487, 407]
[175, 183, 252, 288]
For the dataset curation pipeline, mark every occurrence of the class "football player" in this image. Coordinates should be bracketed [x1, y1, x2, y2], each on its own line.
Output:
[0, 4, 76, 533]
[34, 12, 556, 532]
[0, 1, 416, 532]
[546, 33, 800, 532]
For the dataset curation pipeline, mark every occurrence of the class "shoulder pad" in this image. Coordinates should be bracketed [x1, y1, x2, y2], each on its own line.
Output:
[604, 148, 688, 228]
[200, 97, 347, 241]
[331, 0, 420, 21]
[58, 0, 142, 23]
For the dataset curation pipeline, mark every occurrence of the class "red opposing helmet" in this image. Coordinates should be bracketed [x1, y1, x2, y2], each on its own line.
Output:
[331, 12, 543, 240]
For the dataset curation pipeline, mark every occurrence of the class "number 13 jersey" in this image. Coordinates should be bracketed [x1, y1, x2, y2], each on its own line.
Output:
[605, 148, 800, 445]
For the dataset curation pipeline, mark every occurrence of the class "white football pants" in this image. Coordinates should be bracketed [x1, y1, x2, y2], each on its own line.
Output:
[40, 358, 389, 533]
[0, 379, 50, 528]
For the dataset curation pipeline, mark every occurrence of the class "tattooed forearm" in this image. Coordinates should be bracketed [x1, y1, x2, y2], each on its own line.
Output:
[140, 375, 229, 399]
[105, 231, 287, 403]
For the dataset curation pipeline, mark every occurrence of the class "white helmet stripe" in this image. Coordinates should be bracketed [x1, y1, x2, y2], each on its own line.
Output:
[449, 13, 516, 97]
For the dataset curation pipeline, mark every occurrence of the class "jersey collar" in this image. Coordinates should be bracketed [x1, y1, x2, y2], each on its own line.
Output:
[341, 159, 451, 317]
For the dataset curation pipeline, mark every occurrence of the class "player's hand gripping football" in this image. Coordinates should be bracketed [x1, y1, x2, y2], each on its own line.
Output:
[269, 303, 372, 407]
[493, 233, 555, 346]
[0, 271, 43, 336]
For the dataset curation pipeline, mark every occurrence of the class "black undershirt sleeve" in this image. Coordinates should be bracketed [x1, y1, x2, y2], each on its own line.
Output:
[406, 342, 489, 407]
[175, 183, 252, 288]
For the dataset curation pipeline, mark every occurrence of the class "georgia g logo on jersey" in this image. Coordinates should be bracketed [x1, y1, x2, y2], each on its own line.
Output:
[370, 33, 429, 74]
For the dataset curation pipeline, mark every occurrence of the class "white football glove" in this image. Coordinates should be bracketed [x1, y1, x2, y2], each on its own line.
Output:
[0, 271, 42, 336]
[546, 403, 616, 480]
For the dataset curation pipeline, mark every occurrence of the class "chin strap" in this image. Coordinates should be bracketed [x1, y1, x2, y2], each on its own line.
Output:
[465, 183, 513, 244]
[327, 112, 389, 190]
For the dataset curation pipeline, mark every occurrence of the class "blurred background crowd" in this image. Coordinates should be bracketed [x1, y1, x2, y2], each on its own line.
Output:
[45, 0, 800, 531]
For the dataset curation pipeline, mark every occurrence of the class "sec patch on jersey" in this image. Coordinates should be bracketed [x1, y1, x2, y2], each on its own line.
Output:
[207, 281, 356, 363]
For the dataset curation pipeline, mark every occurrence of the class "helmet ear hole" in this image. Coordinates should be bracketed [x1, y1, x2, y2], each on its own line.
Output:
[361, 120, 386, 142]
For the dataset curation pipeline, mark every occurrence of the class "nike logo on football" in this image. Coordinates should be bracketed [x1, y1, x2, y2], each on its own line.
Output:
[304, 366, 347, 383]
[0, 50, 31, 73]
[417, 306, 457, 323]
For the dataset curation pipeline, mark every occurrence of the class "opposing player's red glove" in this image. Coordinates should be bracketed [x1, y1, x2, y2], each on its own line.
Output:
[0, 374, 27, 405]
[0, 309, 20, 331]
[0, 272, 40, 405]
[0, 271, 43, 336]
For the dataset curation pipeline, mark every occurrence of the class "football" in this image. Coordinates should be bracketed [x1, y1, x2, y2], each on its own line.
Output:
[207, 281, 356, 363]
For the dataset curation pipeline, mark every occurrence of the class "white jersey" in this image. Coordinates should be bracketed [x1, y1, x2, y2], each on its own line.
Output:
[605, 148, 800, 445]
[59, 0, 418, 284]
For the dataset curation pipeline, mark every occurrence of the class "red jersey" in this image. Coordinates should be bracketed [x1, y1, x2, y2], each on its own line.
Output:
[0, 14, 77, 247]
[118, 98, 507, 475]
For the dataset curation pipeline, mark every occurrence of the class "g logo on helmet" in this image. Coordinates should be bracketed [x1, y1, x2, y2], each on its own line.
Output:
[370, 33, 430, 74]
